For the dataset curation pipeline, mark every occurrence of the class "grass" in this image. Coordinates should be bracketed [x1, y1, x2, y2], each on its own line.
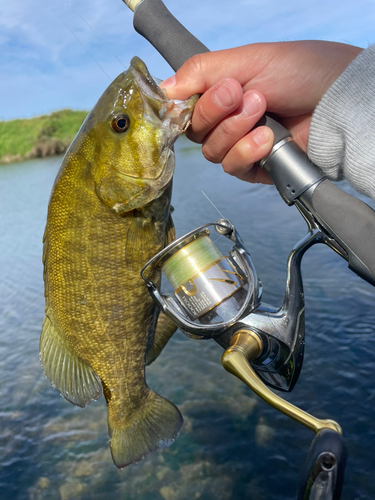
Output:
[0, 109, 88, 163]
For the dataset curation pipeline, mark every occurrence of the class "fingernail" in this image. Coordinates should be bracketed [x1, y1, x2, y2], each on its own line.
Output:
[242, 92, 262, 116]
[214, 81, 236, 108]
[253, 127, 272, 146]
[161, 75, 176, 89]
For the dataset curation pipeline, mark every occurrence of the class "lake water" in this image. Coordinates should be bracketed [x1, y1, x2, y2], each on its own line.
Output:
[1, 139, 375, 500]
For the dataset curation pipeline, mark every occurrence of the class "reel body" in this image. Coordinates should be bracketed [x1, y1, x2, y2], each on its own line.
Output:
[142, 214, 314, 392]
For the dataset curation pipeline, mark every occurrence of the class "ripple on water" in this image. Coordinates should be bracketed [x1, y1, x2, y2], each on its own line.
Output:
[1, 149, 375, 499]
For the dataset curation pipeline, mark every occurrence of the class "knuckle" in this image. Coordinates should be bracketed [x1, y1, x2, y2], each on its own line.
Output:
[179, 54, 206, 83]
[218, 119, 237, 139]
[222, 162, 236, 176]
[187, 54, 205, 76]
[221, 139, 255, 176]
[194, 102, 213, 130]
[234, 137, 254, 160]
[202, 143, 221, 163]
[236, 138, 255, 162]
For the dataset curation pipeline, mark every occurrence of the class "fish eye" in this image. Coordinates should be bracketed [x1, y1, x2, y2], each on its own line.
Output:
[111, 114, 130, 133]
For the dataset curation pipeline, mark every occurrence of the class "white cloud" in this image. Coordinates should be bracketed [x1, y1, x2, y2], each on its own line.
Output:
[1, 0, 374, 119]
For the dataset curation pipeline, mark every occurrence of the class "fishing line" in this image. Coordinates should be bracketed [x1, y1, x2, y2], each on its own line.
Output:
[63, 0, 127, 70]
[201, 190, 226, 244]
[46, 1, 112, 81]
[201, 190, 225, 219]
[161, 235, 223, 289]
[160, 193, 230, 291]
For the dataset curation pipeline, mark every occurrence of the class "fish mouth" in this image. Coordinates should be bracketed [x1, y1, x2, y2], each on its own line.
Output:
[129, 56, 198, 131]
[130, 57, 167, 99]
[130, 56, 169, 116]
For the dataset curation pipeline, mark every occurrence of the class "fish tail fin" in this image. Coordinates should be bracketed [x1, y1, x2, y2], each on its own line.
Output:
[108, 391, 182, 468]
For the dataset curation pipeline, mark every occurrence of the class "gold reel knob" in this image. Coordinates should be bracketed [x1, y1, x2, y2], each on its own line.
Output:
[221, 330, 342, 435]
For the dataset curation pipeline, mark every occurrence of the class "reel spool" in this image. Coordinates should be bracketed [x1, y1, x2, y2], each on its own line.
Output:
[141, 219, 261, 337]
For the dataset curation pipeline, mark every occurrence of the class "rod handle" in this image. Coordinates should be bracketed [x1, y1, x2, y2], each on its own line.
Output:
[301, 179, 375, 286]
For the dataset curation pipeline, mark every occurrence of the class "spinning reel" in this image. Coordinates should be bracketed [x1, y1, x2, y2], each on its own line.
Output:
[141, 205, 346, 500]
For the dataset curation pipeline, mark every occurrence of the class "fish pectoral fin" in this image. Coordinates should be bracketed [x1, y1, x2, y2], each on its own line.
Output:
[146, 312, 177, 365]
[125, 209, 175, 273]
[145, 214, 177, 366]
[40, 312, 102, 408]
[108, 391, 183, 469]
[165, 212, 176, 246]
[125, 217, 156, 272]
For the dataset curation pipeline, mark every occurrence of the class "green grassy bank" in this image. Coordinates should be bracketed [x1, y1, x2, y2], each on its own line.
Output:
[0, 109, 88, 165]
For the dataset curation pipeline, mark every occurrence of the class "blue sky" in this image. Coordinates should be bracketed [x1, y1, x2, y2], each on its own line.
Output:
[0, 0, 374, 121]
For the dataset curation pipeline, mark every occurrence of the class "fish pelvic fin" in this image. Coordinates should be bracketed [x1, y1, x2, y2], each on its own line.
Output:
[40, 312, 102, 408]
[108, 391, 183, 468]
[146, 312, 177, 366]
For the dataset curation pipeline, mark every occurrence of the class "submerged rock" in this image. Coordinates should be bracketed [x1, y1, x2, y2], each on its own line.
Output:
[59, 480, 84, 500]
[255, 417, 275, 446]
[160, 486, 176, 500]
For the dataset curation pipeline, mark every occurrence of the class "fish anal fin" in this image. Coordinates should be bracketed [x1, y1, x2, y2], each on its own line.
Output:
[40, 312, 102, 408]
[109, 392, 182, 468]
[146, 312, 177, 366]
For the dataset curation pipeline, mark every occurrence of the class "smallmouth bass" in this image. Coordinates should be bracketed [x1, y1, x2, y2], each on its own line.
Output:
[40, 57, 198, 468]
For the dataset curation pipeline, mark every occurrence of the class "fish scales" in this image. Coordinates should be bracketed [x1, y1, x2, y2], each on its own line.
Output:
[40, 57, 198, 468]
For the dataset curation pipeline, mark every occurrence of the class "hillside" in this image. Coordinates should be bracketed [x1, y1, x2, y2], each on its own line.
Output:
[0, 109, 88, 164]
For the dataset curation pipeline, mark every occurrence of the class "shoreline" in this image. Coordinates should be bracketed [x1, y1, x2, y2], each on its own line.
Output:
[0, 138, 69, 165]
[0, 109, 87, 166]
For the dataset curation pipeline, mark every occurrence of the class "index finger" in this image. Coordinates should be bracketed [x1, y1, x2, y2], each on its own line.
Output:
[161, 47, 266, 100]
[186, 78, 243, 143]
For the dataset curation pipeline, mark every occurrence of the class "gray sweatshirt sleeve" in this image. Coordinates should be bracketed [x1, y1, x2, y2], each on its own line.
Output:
[307, 44, 375, 200]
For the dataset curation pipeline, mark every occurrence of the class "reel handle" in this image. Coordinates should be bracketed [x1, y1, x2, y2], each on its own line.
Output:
[221, 330, 341, 434]
[223, 331, 345, 499]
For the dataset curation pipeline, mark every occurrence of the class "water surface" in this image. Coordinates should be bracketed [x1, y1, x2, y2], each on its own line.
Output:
[1, 140, 375, 499]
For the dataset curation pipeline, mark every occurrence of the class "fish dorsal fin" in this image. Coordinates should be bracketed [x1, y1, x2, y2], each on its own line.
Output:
[40, 311, 102, 408]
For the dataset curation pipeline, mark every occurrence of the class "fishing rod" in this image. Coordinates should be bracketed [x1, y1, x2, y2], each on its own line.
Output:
[121, 0, 375, 497]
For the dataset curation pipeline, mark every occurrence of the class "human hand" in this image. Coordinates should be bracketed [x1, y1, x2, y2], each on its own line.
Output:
[161, 41, 362, 183]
